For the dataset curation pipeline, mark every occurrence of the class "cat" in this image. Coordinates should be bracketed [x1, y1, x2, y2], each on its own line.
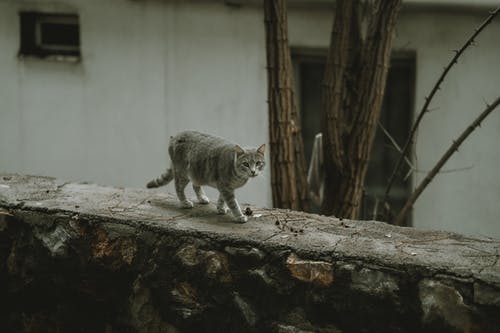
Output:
[147, 131, 266, 223]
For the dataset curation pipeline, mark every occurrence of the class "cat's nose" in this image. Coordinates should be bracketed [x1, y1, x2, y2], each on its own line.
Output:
[251, 170, 257, 176]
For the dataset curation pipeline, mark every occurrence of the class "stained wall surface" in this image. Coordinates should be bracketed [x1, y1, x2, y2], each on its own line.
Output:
[0, 0, 498, 237]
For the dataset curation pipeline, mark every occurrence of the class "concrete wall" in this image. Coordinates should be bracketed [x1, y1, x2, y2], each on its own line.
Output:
[2, 174, 500, 333]
[395, 10, 500, 239]
[0, 0, 269, 207]
[0, 0, 499, 237]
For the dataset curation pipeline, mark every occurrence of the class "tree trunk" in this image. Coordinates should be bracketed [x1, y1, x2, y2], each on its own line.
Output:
[264, 0, 309, 211]
[321, 0, 402, 218]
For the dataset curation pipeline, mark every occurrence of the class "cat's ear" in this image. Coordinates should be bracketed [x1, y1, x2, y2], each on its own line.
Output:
[257, 144, 266, 155]
[235, 145, 245, 155]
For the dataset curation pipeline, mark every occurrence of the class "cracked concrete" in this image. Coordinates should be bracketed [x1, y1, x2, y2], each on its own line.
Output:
[1, 173, 500, 333]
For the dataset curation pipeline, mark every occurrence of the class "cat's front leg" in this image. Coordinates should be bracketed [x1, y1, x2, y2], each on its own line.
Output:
[219, 189, 247, 223]
[216, 194, 228, 215]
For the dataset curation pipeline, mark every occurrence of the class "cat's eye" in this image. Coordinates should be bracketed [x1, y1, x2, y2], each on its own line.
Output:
[243, 162, 250, 168]
[256, 161, 264, 167]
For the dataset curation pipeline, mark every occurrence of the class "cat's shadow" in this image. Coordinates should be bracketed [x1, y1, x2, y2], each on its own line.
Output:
[149, 197, 236, 224]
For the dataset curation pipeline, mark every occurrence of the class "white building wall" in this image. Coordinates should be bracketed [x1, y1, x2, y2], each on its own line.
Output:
[0, 0, 270, 207]
[0, 0, 499, 237]
[396, 10, 500, 238]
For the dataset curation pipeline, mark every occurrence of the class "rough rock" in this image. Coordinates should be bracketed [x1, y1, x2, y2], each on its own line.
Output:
[286, 253, 333, 287]
[419, 279, 483, 332]
[1, 173, 500, 333]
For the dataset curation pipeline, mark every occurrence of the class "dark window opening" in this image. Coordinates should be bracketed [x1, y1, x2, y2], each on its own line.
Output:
[19, 12, 80, 59]
[293, 49, 416, 224]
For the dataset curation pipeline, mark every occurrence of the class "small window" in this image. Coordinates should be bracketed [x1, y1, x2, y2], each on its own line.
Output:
[19, 12, 80, 60]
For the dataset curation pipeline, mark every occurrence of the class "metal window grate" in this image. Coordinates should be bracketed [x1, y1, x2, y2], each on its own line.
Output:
[19, 12, 80, 59]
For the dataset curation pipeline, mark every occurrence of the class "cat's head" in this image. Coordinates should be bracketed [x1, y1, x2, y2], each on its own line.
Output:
[234, 144, 266, 178]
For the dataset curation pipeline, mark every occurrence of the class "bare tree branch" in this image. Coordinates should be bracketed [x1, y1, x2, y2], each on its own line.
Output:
[402, 164, 474, 182]
[394, 96, 500, 225]
[413, 165, 474, 175]
[382, 7, 500, 211]
[378, 121, 414, 169]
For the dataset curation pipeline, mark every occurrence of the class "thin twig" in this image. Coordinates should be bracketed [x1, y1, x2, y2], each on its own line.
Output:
[413, 165, 474, 174]
[380, 125, 473, 182]
[382, 7, 500, 210]
[394, 96, 500, 225]
[378, 121, 414, 169]
[402, 164, 474, 181]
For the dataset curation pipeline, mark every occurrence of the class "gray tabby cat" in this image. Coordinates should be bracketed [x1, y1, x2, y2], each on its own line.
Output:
[147, 131, 266, 223]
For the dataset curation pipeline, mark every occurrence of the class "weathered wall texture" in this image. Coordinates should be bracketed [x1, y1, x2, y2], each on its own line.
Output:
[1, 0, 499, 237]
[1, 174, 499, 333]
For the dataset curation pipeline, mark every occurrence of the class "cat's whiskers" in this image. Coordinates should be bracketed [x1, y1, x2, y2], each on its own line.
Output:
[257, 172, 268, 180]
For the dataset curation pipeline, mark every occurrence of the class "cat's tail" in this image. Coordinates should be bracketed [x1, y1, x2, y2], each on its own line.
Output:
[146, 168, 173, 188]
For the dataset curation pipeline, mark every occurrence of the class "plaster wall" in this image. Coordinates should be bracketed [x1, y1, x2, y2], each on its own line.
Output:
[0, 0, 269, 207]
[0, 0, 499, 237]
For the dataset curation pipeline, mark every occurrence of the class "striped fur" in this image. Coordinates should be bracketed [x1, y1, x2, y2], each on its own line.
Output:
[146, 131, 266, 223]
[146, 169, 173, 188]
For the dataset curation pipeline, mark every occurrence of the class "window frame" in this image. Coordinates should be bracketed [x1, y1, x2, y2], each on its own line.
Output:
[19, 11, 81, 61]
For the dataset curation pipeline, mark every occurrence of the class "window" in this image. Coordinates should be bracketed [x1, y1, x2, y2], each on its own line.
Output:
[19, 12, 80, 60]
[293, 49, 416, 222]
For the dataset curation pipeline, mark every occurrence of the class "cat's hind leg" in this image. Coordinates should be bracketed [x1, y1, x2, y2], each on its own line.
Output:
[174, 174, 193, 208]
[216, 194, 228, 214]
[193, 185, 210, 204]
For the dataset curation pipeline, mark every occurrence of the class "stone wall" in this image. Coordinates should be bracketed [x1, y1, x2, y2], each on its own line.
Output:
[0, 173, 499, 333]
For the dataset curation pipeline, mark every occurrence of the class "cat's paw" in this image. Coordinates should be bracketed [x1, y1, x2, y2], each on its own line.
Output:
[235, 215, 248, 223]
[217, 206, 228, 215]
[180, 200, 194, 209]
[198, 195, 210, 205]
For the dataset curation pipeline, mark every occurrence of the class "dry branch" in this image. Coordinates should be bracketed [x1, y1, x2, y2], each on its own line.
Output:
[394, 96, 500, 225]
[382, 7, 500, 212]
[378, 121, 414, 170]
